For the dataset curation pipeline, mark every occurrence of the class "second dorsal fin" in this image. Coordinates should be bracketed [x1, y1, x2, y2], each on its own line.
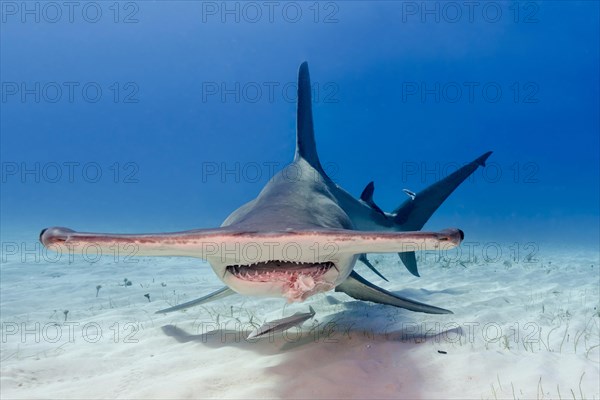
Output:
[360, 181, 386, 216]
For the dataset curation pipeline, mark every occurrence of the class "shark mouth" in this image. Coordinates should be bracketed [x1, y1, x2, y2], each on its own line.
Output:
[226, 260, 335, 282]
[226, 260, 337, 302]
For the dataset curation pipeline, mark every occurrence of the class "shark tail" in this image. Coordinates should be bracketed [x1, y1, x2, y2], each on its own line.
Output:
[392, 151, 492, 276]
[393, 151, 492, 229]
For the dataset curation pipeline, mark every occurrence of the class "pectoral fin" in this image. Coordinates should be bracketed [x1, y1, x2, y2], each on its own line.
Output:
[358, 254, 389, 282]
[156, 287, 235, 314]
[335, 271, 452, 314]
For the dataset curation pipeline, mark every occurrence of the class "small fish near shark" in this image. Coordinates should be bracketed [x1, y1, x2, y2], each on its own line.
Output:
[248, 306, 316, 340]
[40, 62, 492, 329]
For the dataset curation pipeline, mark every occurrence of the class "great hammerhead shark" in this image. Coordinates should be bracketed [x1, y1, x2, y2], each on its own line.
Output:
[40, 62, 491, 315]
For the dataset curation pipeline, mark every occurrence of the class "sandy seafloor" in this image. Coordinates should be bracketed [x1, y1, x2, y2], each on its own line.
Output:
[1, 237, 598, 399]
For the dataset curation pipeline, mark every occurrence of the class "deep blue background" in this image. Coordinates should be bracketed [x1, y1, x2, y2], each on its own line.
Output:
[1, 1, 599, 248]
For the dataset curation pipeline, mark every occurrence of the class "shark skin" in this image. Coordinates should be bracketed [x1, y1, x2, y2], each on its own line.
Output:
[40, 62, 489, 314]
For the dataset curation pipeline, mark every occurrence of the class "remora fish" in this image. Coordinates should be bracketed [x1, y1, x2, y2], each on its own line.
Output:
[247, 306, 316, 339]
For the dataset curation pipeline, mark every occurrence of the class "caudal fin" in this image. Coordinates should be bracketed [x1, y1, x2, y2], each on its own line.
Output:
[393, 151, 492, 230]
[392, 151, 491, 276]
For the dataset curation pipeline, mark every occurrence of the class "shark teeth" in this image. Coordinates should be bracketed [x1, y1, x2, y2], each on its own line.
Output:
[226, 260, 334, 283]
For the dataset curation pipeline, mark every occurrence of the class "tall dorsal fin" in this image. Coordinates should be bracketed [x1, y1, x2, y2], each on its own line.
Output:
[294, 62, 326, 175]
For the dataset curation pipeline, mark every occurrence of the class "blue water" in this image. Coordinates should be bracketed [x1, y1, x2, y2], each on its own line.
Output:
[1, 1, 599, 249]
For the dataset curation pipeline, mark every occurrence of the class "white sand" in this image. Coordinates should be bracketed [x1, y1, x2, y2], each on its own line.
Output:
[1, 239, 598, 399]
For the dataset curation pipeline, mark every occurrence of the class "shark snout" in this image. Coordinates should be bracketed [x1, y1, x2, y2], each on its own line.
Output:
[39, 227, 75, 247]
